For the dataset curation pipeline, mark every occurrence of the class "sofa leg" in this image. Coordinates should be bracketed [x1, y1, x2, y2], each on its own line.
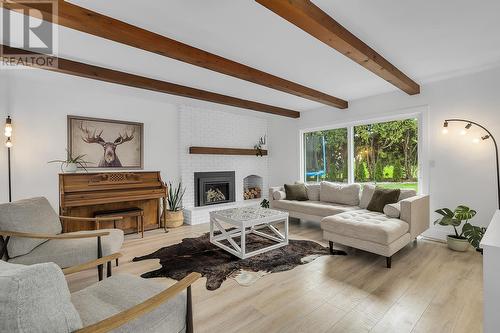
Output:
[329, 241, 334, 254]
[386, 256, 392, 269]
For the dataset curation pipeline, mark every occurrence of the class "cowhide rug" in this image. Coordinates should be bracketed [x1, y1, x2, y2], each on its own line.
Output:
[133, 230, 346, 290]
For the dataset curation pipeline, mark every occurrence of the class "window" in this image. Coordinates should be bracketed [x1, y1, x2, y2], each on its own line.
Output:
[354, 118, 418, 192]
[304, 128, 348, 183]
[302, 117, 419, 192]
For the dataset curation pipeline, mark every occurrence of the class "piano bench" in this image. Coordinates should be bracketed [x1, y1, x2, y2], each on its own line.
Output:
[94, 208, 145, 239]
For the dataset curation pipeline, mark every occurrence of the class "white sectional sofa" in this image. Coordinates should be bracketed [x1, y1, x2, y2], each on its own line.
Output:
[269, 182, 429, 267]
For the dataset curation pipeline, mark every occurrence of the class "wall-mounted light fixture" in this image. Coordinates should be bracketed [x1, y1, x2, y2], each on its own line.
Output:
[442, 121, 449, 134]
[442, 118, 499, 208]
[5, 116, 12, 202]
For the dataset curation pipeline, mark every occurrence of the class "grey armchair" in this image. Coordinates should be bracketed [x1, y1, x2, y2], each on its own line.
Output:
[0, 197, 124, 280]
[0, 254, 201, 333]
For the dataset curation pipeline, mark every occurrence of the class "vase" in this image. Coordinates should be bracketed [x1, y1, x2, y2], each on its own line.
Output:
[62, 163, 78, 173]
[446, 235, 469, 252]
[165, 210, 184, 228]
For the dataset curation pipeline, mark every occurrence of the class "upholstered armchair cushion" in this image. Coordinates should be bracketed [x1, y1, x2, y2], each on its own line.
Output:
[71, 274, 187, 333]
[9, 229, 124, 268]
[0, 197, 62, 258]
[0, 260, 83, 333]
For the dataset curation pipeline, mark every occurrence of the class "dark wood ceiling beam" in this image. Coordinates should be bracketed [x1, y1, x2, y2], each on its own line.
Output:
[0, 45, 300, 118]
[3, 0, 347, 109]
[256, 0, 420, 95]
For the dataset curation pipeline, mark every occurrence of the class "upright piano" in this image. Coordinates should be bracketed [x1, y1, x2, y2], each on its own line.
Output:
[59, 171, 167, 233]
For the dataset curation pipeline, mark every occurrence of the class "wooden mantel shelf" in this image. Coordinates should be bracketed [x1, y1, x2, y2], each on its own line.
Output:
[189, 146, 268, 156]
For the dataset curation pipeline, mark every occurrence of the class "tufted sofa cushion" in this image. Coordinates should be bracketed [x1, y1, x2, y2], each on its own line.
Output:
[272, 200, 358, 217]
[321, 210, 409, 245]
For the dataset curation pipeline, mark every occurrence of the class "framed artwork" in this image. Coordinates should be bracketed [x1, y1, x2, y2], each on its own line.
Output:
[68, 115, 144, 169]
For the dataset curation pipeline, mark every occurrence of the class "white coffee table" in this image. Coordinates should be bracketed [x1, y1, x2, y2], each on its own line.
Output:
[209, 207, 289, 259]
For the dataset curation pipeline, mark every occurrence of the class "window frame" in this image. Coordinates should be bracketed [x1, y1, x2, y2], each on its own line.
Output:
[299, 107, 429, 195]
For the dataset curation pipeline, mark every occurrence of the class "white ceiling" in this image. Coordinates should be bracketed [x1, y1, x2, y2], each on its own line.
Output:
[15, 1, 500, 112]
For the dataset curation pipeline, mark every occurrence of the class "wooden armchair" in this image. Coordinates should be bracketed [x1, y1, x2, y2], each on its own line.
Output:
[0, 197, 124, 280]
[0, 255, 201, 333]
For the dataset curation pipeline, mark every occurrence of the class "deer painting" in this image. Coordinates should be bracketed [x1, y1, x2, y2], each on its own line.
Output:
[79, 123, 136, 167]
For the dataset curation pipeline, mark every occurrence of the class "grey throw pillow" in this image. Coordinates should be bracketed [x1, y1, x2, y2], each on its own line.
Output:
[294, 181, 320, 201]
[0, 261, 83, 332]
[367, 188, 401, 213]
[284, 184, 309, 201]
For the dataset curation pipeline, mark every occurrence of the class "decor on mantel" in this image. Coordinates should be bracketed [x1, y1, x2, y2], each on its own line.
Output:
[434, 205, 486, 252]
[133, 231, 346, 290]
[68, 115, 144, 169]
[442, 119, 499, 208]
[189, 146, 268, 156]
[4, 116, 12, 202]
[164, 182, 186, 230]
[254, 135, 267, 157]
[48, 149, 91, 173]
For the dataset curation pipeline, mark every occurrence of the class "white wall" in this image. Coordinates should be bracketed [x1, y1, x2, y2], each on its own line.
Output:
[178, 105, 269, 224]
[269, 67, 500, 239]
[0, 69, 179, 208]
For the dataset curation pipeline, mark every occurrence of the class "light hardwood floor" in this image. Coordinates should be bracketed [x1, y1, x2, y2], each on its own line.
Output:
[66, 220, 483, 333]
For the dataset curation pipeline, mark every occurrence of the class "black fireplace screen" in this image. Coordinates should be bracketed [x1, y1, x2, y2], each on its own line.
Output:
[194, 171, 235, 207]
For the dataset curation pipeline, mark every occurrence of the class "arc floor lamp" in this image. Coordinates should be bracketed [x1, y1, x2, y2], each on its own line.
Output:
[442, 118, 499, 208]
[5, 116, 12, 202]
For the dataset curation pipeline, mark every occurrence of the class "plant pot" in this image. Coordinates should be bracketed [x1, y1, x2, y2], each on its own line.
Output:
[62, 163, 78, 173]
[446, 235, 469, 252]
[165, 210, 184, 228]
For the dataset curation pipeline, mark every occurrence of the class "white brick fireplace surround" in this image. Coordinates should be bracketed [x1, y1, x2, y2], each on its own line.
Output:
[179, 106, 269, 225]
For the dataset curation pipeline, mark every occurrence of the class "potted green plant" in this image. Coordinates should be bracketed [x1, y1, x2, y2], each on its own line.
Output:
[260, 199, 270, 208]
[165, 182, 186, 229]
[434, 205, 486, 252]
[48, 149, 91, 173]
[254, 135, 266, 157]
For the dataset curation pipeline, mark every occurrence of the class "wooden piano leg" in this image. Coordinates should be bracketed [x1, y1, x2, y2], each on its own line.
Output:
[141, 215, 144, 238]
[97, 236, 103, 281]
[137, 215, 140, 236]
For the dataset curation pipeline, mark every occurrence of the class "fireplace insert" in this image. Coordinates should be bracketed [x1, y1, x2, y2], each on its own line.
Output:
[194, 171, 235, 207]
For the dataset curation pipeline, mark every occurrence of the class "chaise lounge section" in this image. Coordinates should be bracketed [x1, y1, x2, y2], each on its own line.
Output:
[270, 182, 429, 267]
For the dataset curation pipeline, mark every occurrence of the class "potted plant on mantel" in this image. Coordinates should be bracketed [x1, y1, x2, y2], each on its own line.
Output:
[48, 149, 91, 173]
[165, 182, 186, 229]
[434, 205, 487, 252]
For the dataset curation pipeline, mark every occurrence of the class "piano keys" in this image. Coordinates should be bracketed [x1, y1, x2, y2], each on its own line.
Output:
[59, 171, 167, 234]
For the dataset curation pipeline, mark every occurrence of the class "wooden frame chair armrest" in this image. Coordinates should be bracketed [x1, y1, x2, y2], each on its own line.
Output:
[0, 230, 110, 239]
[63, 253, 123, 276]
[75, 272, 202, 333]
